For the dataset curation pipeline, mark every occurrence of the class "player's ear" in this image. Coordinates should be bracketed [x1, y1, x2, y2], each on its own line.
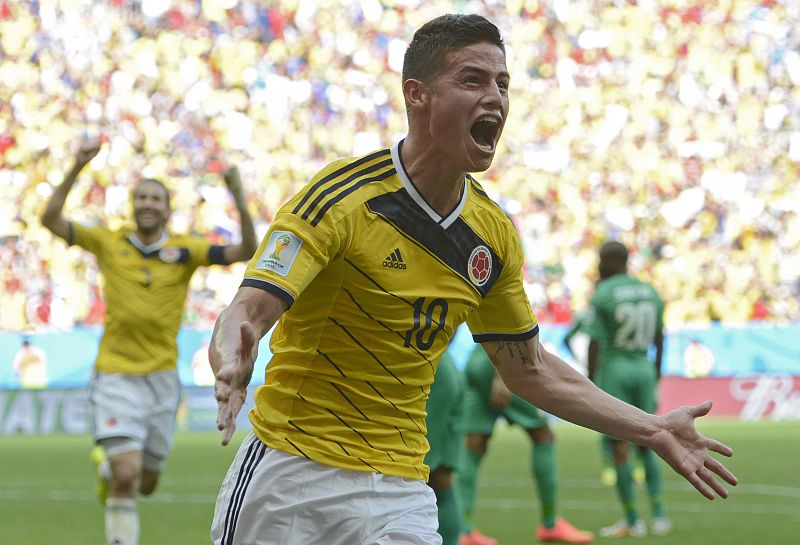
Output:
[402, 78, 431, 112]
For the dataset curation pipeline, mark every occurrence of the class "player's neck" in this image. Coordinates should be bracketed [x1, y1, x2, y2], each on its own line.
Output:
[400, 137, 465, 216]
[134, 227, 166, 246]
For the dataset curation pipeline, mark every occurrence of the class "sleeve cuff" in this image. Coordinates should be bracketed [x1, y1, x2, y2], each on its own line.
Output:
[472, 324, 539, 343]
[209, 245, 228, 265]
[241, 278, 295, 308]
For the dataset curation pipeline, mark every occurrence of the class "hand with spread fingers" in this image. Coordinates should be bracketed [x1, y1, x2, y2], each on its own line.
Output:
[651, 401, 738, 500]
[213, 321, 259, 446]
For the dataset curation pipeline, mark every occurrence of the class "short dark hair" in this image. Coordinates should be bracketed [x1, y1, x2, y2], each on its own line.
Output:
[599, 240, 629, 267]
[402, 14, 504, 85]
[134, 178, 171, 209]
[598, 240, 628, 279]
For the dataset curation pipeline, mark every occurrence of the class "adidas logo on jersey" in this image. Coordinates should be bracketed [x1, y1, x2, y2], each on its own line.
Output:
[382, 249, 407, 270]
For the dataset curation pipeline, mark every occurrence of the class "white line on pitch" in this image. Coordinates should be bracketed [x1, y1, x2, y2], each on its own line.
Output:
[1, 488, 798, 519]
[474, 497, 800, 517]
[480, 477, 800, 499]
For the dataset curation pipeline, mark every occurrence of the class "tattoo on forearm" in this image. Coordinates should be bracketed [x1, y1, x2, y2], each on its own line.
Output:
[492, 341, 536, 368]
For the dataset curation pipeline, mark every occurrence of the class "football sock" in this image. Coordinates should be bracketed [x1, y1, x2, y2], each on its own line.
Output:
[615, 461, 639, 525]
[458, 448, 483, 533]
[434, 484, 463, 545]
[105, 497, 139, 545]
[641, 449, 667, 518]
[532, 442, 558, 528]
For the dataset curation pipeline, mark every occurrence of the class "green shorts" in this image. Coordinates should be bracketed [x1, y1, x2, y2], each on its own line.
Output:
[424, 353, 466, 472]
[597, 360, 657, 440]
[462, 346, 547, 435]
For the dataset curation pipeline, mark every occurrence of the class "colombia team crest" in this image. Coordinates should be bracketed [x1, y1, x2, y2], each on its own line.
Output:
[158, 247, 181, 263]
[468, 245, 492, 286]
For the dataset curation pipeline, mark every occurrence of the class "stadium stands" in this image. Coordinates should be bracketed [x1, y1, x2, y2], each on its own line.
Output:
[1, 0, 798, 331]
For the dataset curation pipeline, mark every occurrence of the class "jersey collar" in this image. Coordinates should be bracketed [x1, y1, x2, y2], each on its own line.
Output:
[128, 231, 168, 254]
[391, 140, 467, 229]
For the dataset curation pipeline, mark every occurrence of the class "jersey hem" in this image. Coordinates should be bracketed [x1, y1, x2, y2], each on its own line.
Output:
[252, 428, 430, 482]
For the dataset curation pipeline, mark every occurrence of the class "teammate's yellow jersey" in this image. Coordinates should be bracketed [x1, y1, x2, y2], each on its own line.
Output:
[70, 224, 226, 374]
[243, 141, 538, 480]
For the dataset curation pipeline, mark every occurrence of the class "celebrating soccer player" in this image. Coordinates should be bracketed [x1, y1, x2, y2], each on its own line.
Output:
[209, 14, 737, 545]
[40, 138, 257, 545]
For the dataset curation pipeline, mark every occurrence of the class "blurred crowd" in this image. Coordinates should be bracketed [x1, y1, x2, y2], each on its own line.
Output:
[1, 0, 798, 332]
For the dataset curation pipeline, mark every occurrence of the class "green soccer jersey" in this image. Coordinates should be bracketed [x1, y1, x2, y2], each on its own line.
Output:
[583, 274, 664, 368]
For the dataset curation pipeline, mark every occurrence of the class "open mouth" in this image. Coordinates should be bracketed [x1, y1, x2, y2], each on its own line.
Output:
[470, 116, 501, 152]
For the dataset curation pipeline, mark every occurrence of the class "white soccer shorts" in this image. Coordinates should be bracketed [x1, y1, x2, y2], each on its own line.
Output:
[210, 432, 442, 545]
[88, 370, 181, 470]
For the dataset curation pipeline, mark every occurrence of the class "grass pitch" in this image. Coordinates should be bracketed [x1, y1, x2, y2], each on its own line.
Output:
[1, 420, 798, 545]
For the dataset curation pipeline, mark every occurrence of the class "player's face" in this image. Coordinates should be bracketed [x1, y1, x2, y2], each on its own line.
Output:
[429, 41, 509, 173]
[132, 181, 169, 233]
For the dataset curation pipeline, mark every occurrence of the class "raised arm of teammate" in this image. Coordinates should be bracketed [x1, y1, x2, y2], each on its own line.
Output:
[482, 335, 738, 501]
[41, 139, 102, 240]
[220, 166, 258, 264]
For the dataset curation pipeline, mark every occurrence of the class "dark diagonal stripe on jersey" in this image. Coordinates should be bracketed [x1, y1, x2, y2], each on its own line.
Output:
[331, 382, 371, 421]
[309, 166, 396, 227]
[317, 349, 347, 377]
[344, 257, 414, 307]
[359, 458, 380, 472]
[329, 316, 404, 384]
[298, 157, 393, 223]
[366, 190, 503, 297]
[341, 286, 434, 374]
[288, 419, 310, 436]
[324, 407, 376, 450]
[221, 437, 265, 545]
[366, 381, 423, 433]
[292, 148, 390, 216]
[344, 258, 444, 344]
[284, 437, 311, 459]
[396, 427, 411, 450]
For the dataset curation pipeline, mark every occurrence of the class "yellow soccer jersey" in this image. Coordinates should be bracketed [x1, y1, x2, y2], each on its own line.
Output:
[243, 141, 538, 480]
[70, 224, 226, 374]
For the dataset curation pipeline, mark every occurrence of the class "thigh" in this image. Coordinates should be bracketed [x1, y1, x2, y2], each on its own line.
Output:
[630, 367, 657, 414]
[211, 435, 369, 545]
[462, 386, 498, 435]
[143, 371, 182, 470]
[597, 365, 632, 405]
[364, 475, 441, 545]
[505, 395, 548, 429]
[89, 373, 148, 445]
[211, 436, 441, 545]
[596, 366, 633, 442]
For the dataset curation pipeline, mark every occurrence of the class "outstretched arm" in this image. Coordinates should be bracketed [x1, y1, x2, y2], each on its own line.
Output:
[41, 139, 101, 241]
[483, 335, 737, 500]
[220, 166, 258, 264]
[209, 286, 287, 445]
